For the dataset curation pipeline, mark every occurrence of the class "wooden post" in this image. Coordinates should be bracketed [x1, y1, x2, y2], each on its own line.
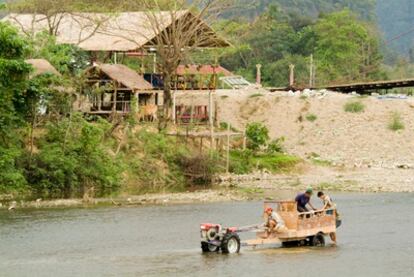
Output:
[112, 81, 118, 114]
[243, 129, 247, 150]
[289, 64, 295, 87]
[226, 123, 230, 174]
[256, 64, 262, 86]
[200, 137, 203, 154]
[172, 90, 176, 124]
[208, 90, 213, 127]
[309, 54, 314, 88]
[135, 92, 139, 113]
[210, 127, 215, 150]
[190, 103, 194, 125]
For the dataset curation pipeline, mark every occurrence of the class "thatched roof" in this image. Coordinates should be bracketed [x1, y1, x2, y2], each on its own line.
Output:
[176, 64, 233, 76]
[2, 11, 229, 52]
[26, 59, 61, 77]
[90, 64, 153, 91]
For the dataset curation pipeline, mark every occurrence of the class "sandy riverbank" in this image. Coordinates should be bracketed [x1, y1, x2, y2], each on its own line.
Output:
[1, 166, 412, 210]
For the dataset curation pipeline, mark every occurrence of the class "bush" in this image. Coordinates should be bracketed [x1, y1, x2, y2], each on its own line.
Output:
[230, 150, 299, 174]
[245, 122, 270, 151]
[124, 129, 189, 193]
[178, 153, 221, 186]
[306, 114, 318, 122]
[249, 93, 264, 98]
[267, 137, 285, 153]
[24, 114, 123, 198]
[0, 146, 27, 194]
[344, 101, 365, 113]
[388, 112, 404, 131]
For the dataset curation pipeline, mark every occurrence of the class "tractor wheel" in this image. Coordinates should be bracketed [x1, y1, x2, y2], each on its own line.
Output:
[310, 233, 325, 247]
[201, 242, 219, 253]
[221, 233, 241, 254]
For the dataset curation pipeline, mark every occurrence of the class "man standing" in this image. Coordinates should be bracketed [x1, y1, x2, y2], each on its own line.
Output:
[317, 191, 340, 244]
[295, 188, 316, 212]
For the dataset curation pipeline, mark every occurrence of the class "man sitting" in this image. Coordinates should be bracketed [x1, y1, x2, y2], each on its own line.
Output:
[295, 188, 316, 212]
[263, 207, 287, 238]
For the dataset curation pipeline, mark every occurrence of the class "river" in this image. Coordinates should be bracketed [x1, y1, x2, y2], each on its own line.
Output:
[0, 193, 413, 277]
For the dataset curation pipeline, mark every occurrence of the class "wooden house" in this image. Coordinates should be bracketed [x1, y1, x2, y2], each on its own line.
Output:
[76, 64, 156, 115]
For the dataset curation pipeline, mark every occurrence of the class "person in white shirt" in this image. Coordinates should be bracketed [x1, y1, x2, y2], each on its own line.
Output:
[317, 191, 339, 244]
[263, 207, 288, 238]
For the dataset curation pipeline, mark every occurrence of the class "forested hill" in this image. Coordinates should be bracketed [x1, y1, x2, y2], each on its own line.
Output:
[225, 0, 414, 57]
[225, 0, 376, 21]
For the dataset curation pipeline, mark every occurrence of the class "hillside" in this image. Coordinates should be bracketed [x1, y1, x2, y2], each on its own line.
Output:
[225, 0, 375, 20]
[178, 89, 414, 192]
[224, 0, 413, 57]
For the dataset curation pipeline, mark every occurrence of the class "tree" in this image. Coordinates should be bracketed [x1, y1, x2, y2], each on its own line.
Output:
[5, 0, 110, 43]
[312, 10, 383, 84]
[0, 22, 31, 193]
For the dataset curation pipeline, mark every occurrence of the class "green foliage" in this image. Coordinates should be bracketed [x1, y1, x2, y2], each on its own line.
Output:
[230, 149, 299, 174]
[267, 137, 285, 153]
[313, 10, 383, 84]
[0, 146, 27, 194]
[0, 22, 31, 194]
[124, 129, 189, 193]
[344, 100, 365, 113]
[213, 4, 384, 87]
[306, 113, 318, 122]
[24, 114, 123, 198]
[249, 93, 264, 98]
[245, 122, 270, 151]
[388, 112, 404, 131]
[30, 32, 89, 75]
[178, 153, 221, 186]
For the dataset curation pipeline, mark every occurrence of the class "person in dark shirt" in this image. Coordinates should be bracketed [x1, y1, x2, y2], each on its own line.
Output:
[295, 188, 316, 212]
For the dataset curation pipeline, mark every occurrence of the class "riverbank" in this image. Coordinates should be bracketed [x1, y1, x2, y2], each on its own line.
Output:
[2, 164, 413, 209]
[0, 189, 250, 210]
[219, 165, 414, 193]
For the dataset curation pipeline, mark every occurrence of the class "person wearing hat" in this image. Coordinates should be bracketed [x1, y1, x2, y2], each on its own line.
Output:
[263, 207, 287, 238]
[295, 188, 316, 213]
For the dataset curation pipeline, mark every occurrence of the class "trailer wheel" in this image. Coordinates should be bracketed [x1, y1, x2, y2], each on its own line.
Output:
[201, 242, 219, 253]
[221, 233, 241, 254]
[282, 241, 300, 248]
[311, 233, 325, 247]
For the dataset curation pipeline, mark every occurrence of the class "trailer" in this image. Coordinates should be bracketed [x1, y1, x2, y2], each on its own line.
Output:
[200, 200, 341, 254]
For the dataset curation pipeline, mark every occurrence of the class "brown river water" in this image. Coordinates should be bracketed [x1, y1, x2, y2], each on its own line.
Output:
[0, 192, 413, 276]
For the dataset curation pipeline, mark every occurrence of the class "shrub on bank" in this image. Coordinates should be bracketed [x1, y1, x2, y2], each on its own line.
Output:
[229, 149, 299, 174]
[245, 122, 270, 151]
[306, 113, 318, 122]
[344, 101, 365, 113]
[23, 114, 123, 198]
[388, 112, 404, 131]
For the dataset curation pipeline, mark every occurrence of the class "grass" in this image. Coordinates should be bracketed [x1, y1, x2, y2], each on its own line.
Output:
[229, 150, 300, 174]
[249, 93, 264, 98]
[344, 101, 365, 113]
[221, 95, 229, 99]
[299, 95, 308, 100]
[305, 113, 318, 122]
[311, 158, 333, 167]
[388, 112, 405, 131]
